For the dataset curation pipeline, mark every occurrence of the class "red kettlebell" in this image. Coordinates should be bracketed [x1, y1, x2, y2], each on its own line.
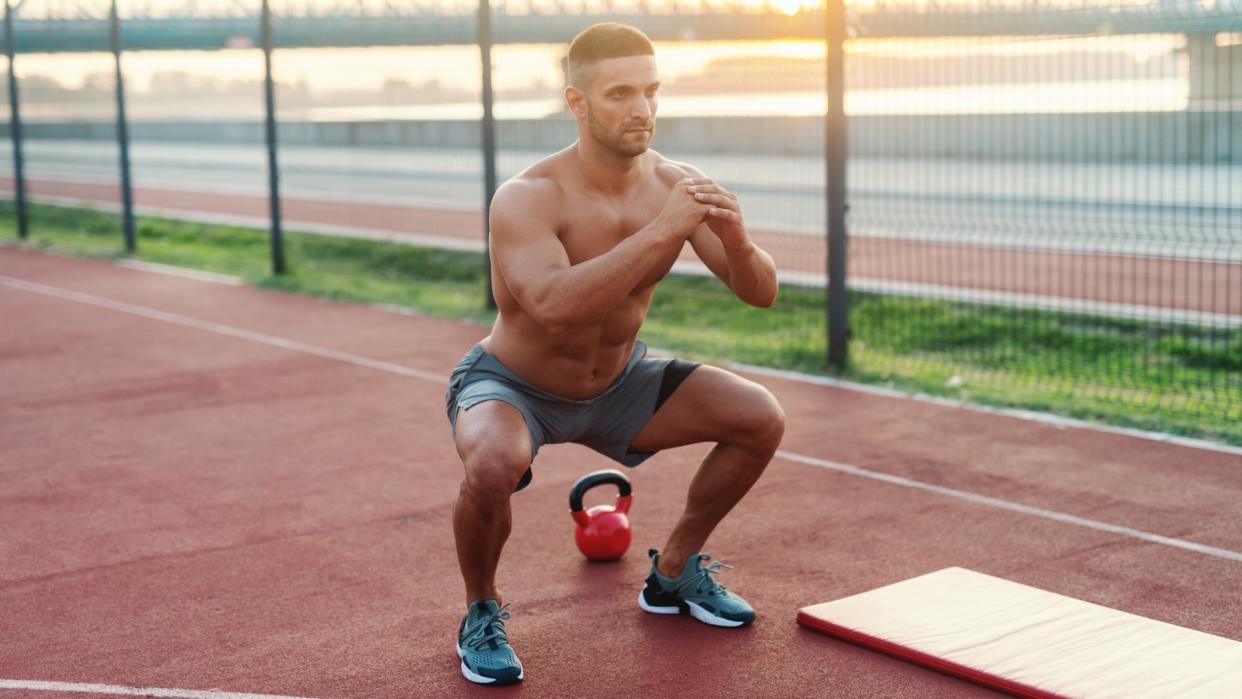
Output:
[569, 469, 633, 562]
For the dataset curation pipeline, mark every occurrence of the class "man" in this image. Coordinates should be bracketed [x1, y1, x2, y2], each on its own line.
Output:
[445, 22, 785, 685]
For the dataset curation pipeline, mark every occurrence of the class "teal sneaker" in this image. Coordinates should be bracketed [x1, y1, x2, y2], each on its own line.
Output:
[637, 549, 756, 627]
[456, 599, 524, 685]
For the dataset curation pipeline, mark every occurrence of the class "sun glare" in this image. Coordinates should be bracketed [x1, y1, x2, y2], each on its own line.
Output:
[732, 0, 820, 15]
[773, 0, 805, 15]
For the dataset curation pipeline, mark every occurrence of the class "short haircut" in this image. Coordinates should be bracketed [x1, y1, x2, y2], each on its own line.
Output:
[567, 23, 655, 89]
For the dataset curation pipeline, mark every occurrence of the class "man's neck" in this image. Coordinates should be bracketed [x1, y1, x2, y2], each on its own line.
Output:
[574, 139, 645, 196]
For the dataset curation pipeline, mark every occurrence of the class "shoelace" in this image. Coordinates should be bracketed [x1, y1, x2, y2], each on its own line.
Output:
[673, 555, 734, 598]
[462, 603, 512, 652]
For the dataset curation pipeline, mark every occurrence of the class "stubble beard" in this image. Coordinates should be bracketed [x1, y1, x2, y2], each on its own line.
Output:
[586, 103, 653, 159]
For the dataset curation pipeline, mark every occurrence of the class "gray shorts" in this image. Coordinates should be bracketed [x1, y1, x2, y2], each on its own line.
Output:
[445, 341, 698, 490]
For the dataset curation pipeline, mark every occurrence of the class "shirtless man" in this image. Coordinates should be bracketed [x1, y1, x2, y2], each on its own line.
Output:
[445, 22, 785, 685]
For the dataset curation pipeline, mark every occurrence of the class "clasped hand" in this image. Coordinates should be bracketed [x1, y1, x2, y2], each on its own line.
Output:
[656, 177, 749, 250]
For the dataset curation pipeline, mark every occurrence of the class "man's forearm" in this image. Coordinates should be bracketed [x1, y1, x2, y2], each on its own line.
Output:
[724, 242, 779, 308]
[531, 223, 679, 330]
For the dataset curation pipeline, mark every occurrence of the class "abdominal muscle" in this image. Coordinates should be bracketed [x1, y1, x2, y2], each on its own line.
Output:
[481, 289, 654, 401]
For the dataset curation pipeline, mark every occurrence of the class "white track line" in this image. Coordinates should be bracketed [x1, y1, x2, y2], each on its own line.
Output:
[2, 273, 1240, 565]
[114, 259, 244, 286]
[0, 679, 315, 699]
[776, 451, 1242, 563]
[736, 363, 1242, 458]
[0, 275, 443, 385]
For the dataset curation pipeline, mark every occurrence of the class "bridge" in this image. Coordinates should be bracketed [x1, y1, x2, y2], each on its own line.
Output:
[1, 0, 1240, 54]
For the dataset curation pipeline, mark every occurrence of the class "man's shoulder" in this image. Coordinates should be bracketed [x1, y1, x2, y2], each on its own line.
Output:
[490, 152, 577, 239]
[649, 151, 705, 183]
[494, 166, 564, 215]
[501, 145, 580, 198]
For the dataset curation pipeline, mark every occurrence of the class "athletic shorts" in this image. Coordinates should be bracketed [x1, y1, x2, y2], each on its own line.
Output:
[444, 340, 698, 491]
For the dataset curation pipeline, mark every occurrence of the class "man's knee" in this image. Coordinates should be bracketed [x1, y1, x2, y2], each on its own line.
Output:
[732, 385, 785, 453]
[460, 442, 531, 502]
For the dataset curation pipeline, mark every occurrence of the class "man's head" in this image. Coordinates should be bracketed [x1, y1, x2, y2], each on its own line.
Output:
[565, 23, 659, 158]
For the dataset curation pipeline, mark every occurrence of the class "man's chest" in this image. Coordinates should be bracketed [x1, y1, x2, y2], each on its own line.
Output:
[558, 192, 666, 265]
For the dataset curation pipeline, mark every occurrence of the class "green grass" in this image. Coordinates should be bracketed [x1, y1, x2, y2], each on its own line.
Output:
[644, 275, 1241, 443]
[6, 202, 495, 324]
[5, 201, 1240, 445]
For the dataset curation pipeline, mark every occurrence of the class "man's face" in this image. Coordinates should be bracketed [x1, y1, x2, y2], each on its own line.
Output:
[574, 55, 659, 158]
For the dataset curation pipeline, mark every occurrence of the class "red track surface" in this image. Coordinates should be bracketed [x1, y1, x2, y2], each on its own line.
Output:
[2, 246, 1240, 698]
[4, 176, 1240, 318]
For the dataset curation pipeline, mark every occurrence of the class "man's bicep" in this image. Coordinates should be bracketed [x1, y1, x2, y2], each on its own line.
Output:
[494, 229, 572, 296]
[490, 184, 571, 308]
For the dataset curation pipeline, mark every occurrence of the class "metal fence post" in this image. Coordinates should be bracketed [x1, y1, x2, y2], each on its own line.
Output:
[109, 0, 135, 252]
[261, 0, 285, 275]
[825, 0, 849, 370]
[479, 0, 497, 311]
[4, 0, 27, 240]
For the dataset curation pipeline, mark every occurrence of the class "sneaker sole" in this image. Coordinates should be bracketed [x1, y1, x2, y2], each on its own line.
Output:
[456, 642, 525, 685]
[637, 584, 749, 628]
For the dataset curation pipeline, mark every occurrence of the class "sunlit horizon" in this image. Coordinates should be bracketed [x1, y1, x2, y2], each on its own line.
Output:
[0, 1, 1189, 120]
[5, 33, 1180, 92]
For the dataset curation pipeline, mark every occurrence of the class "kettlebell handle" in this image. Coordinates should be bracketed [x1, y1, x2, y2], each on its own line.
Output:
[569, 469, 632, 513]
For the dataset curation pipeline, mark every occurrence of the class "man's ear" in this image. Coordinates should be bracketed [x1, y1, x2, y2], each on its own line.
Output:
[565, 85, 588, 119]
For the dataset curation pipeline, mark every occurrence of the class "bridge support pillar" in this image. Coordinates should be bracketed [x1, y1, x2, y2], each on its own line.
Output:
[1187, 33, 1242, 109]
[1185, 33, 1242, 162]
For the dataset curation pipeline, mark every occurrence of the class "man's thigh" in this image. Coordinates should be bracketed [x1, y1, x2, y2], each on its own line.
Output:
[627, 365, 782, 454]
[454, 400, 532, 475]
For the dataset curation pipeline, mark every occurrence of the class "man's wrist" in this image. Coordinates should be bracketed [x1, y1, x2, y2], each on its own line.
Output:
[723, 239, 756, 256]
[643, 220, 682, 248]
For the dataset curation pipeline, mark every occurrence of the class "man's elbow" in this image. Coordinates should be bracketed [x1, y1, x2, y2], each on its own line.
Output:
[751, 287, 778, 308]
[739, 280, 778, 308]
[531, 299, 575, 335]
[511, 285, 567, 334]
[519, 285, 602, 333]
